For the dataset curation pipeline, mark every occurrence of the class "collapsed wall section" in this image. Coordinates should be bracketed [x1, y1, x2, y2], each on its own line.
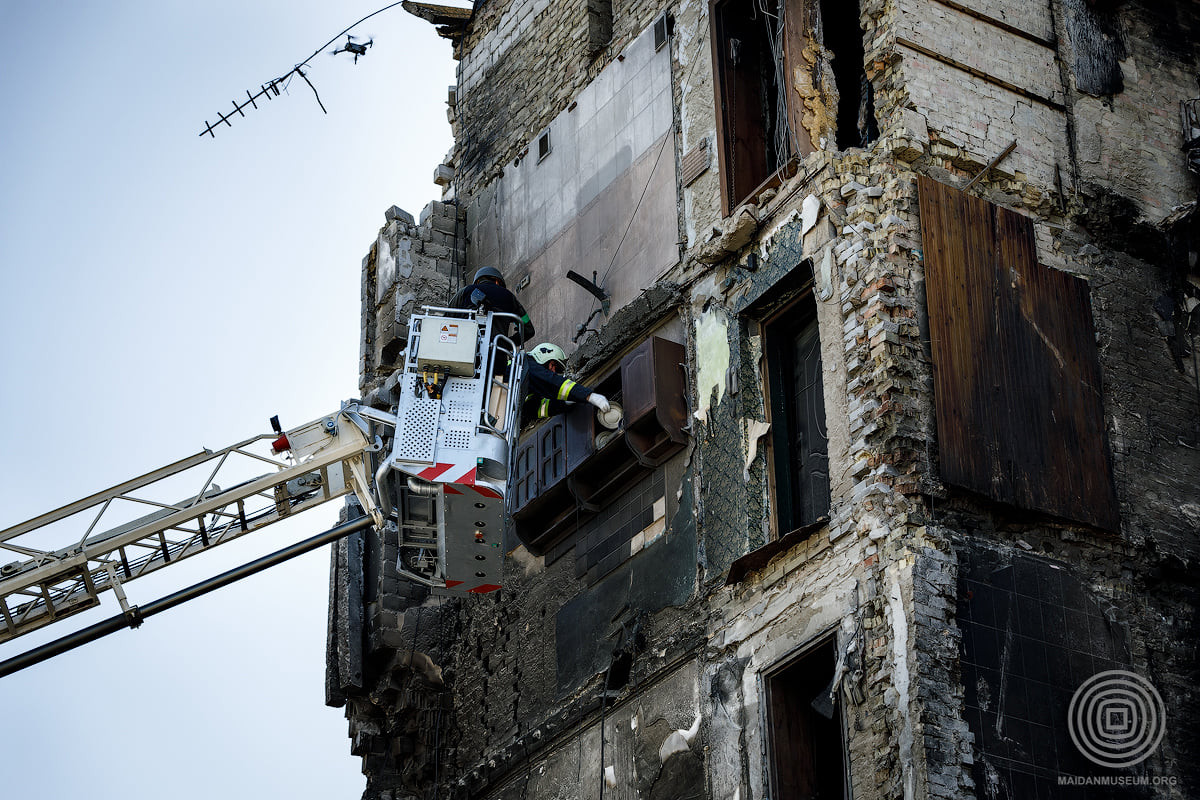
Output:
[328, 0, 1200, 797]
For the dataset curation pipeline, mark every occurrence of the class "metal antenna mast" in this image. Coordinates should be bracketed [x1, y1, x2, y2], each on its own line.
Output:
[198, 1, 406, 139]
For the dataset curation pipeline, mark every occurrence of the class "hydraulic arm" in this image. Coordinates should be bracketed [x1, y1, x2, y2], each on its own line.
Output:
[0, 404, 383, 645]
[0, 306, 525, 661]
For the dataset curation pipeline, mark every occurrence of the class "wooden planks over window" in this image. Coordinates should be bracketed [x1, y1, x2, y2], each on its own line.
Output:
[918, 176, 1120, 532]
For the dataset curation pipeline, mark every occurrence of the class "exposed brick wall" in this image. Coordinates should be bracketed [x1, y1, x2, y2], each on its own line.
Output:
[333, 1, 1200, 797]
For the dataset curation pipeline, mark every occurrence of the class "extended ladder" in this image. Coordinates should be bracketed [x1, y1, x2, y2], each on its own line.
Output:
[0, 406, 383, 645]
[0, 307, 527, 651]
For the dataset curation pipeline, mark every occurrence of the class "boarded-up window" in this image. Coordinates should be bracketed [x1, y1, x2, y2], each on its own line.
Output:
[918, 176, 1120, 532]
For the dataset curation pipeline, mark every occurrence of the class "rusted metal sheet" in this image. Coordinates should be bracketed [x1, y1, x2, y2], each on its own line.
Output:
[918, 176, 1120, 532]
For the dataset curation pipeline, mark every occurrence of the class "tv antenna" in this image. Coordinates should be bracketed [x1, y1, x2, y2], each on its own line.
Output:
[199, 1, 404, 139]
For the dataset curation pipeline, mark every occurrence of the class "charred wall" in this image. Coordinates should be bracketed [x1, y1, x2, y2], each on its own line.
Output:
[330, 1, 1200, 798]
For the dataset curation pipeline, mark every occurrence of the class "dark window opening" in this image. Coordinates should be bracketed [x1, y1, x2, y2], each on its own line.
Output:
[653, 13, 672, 52]
[711, 0, 877, 213]
[764, 294, 831, 535]
[819, 0, 877, 149]
[538, 131, 552, 161]
[587, 0, 613, 55]
[766, 637, 848, 800]
[711, 0, 803, 214]
[605, 651, 633, 690]
[380, 337, 405, 367]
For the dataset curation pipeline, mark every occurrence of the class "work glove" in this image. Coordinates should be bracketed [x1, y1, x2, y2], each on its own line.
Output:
[587, 393, 611, 413]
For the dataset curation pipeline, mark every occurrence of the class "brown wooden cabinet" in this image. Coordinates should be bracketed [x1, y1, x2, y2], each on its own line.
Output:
[510, 336, 688, 555]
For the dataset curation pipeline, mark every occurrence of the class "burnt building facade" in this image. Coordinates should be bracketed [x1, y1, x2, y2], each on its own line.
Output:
[328, 1, 1200, 797]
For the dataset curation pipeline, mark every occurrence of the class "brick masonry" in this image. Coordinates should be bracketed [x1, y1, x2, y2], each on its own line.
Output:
[330, 1, 1200, 798]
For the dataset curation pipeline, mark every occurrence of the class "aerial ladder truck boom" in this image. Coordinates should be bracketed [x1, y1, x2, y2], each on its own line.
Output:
[0, 306, 525, 673]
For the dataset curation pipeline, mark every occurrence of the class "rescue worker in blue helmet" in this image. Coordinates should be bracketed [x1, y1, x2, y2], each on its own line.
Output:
[449, 266, 535, 343]
[522, 342, 610, 428]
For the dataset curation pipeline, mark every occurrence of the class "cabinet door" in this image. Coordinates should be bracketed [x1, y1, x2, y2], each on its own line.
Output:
[512, 436, 538, 511]
[621, 337, 687, 465]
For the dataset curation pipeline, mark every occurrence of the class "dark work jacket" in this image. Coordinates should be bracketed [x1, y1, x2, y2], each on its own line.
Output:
[520, 362, 595, 427]
[449, 281, 535, 343]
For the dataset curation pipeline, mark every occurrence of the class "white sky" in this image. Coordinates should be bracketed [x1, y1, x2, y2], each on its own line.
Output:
[0, 2, 462, 796]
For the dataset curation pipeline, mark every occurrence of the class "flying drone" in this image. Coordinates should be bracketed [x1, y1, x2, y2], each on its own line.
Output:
[332, 35, 373, 63]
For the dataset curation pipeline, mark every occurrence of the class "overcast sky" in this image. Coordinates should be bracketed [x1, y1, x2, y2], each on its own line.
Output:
[0, 2, 462, 796]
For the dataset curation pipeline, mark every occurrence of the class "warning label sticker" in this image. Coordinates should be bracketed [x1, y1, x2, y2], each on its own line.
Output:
[439, 324, 458, 343]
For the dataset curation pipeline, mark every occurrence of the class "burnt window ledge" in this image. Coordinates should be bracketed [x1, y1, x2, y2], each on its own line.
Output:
[725, 515, 829, 586]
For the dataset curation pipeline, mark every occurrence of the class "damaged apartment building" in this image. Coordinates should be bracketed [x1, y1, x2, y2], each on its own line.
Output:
[326, 0, 1200, 797]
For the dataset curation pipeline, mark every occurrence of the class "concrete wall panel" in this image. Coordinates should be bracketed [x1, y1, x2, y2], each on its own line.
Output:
[492, 22, 678, 350]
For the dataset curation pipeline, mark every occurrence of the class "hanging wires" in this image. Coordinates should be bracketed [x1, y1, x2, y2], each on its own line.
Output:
[759, 0, 798, 169]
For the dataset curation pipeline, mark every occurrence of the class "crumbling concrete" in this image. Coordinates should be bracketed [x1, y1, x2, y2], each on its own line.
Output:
[331, 1, 1200, 798]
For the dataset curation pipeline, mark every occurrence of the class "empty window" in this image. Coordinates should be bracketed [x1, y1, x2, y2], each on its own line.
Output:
[710, 0, 877, 213]
[819, 0, 877, 150]
[587, 0, 613, 55]
[765, 637, 848, 800]
[711, 0, 800, 214]
[763, 293, 830, 535]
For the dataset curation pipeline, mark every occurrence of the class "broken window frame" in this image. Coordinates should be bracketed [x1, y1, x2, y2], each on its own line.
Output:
[709, 0, 810, 216]
[758, 289, 832, 540]
[709, 0, 878, 215]
[761, 633, 850, 800]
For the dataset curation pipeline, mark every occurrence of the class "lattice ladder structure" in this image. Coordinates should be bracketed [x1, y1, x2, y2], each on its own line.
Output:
[0, 406, 384, 646]
[0, 307, 527, 659]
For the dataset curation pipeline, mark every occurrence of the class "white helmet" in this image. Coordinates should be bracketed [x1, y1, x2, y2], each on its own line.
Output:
[529, 342, 567, 365]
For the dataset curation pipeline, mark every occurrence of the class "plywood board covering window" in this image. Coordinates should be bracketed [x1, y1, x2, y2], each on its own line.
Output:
[918, 176, 1120, 532]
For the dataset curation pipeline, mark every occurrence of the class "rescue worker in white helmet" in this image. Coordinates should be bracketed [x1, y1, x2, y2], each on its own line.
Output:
[522, 342, 611, 427]
[449, 266, 535, 343]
